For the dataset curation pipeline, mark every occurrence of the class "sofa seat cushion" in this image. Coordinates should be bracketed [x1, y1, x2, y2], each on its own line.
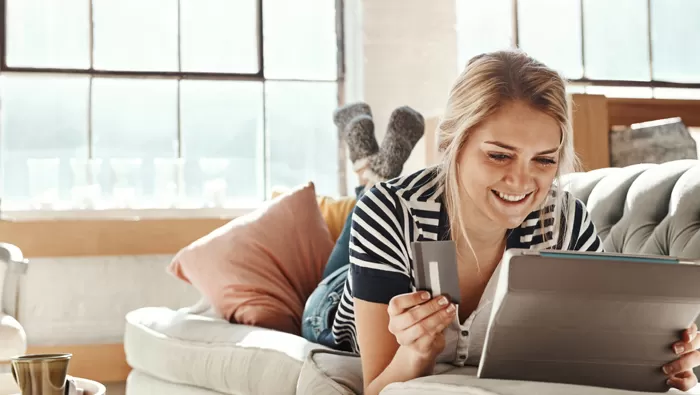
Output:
[127, 370, 228, 395]
[380, 371, 700, 395]
[125, 306, 356, 395]
[0, 312, 26, 360]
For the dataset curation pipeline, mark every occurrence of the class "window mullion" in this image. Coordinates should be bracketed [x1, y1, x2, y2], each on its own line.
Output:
[579, 0, 586, 80]
[88, 0, 94, 159]
[511, 0, 519, 48]
[88, 76, 93, 159]
[258, 0, 268, 200]
[335, 0, 347, 196]
[176, 0, 182, 159]
[647, 0, 654, 86]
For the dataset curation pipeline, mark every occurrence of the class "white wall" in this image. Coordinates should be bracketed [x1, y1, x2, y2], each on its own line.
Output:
[344, 0, 458, 183]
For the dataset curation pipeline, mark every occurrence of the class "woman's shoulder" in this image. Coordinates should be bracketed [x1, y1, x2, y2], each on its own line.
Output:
[363, 165, 443, 205]
[528, 186, 601, 251]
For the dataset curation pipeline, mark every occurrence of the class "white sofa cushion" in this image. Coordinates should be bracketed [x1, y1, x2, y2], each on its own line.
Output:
[0, 312, 26, 360]
[297, 349, 362, 395]
[127, 370, 227, 395]
[381, 371, 700, 395]
[125, 306, 356, 395]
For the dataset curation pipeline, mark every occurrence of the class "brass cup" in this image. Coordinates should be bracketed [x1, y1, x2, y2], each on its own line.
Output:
[10, 353, 72, 395]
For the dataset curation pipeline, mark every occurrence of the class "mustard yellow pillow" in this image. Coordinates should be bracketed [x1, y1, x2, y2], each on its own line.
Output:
[316, 195, 356, 242]
[271, 187, 356, 242]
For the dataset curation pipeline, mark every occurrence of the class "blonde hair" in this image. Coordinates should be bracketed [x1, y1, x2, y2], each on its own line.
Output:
[435, 50, 579, 267]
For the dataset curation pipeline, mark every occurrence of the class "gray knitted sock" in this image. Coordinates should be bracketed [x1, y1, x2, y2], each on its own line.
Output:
[333, 102, 372, 130]
[370, 106, 425, 180]
[344, 114, 380, 164]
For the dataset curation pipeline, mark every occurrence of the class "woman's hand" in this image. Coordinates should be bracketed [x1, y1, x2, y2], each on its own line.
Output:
[664, 323, 699, 391]
[386, 291, 457, 367]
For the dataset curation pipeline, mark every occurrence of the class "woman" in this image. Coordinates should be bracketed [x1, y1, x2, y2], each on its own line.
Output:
[303, 50, 699, 394]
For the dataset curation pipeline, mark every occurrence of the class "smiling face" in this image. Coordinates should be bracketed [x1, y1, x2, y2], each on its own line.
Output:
[456, 100, 561, 230]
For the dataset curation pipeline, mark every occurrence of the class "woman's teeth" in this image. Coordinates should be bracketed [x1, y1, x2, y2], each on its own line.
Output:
[494, 190, 529, 202]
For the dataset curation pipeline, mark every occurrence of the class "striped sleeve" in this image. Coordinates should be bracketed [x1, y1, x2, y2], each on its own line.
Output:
[570, 197, 604, 252]
[349, 183, 412, 304]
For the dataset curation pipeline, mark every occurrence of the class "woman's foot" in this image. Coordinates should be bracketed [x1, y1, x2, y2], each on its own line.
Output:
[369, 106, 425, 180]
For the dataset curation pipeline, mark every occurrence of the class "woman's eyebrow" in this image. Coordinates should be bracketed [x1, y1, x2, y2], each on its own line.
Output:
[484, 141, 558, 155]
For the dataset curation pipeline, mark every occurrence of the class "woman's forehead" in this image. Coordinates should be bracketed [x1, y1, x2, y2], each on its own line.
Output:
[471, 102, 561, 149]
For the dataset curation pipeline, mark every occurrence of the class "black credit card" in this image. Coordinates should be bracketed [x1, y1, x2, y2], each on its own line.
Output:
[410, 240, 462, 304]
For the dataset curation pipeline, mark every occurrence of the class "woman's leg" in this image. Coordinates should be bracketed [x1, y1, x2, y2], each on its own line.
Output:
[320, 185, 365, 280]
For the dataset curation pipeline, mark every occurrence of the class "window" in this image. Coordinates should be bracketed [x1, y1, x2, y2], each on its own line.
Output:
[0, 0, 343, 211]
[456, 0, 700, 94]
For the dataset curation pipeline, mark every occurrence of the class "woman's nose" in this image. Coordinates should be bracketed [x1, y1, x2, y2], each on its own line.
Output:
[504, 163, 534, 190]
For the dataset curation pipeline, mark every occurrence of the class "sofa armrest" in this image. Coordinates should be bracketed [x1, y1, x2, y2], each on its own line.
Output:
[0, 312, 26, 360]
[0, 243, 29, 319]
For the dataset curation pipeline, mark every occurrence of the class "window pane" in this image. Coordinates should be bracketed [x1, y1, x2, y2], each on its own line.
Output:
[263, 0, 337, 80]
[93, 0, 178, 71]
[180, 80, 264, 205]
[583, 0, 650, 81]
[584, 85, 653, 98]
[653, 88, 700, 100]
[456, 0, 513, 69]
[6, 0, 90, 69]
[91, 78, 178, 205]
[180, 0, 259, 73]
[0, 75, 89, 207]
[265, 81, 338, 196]
[518, 0, 583, 79]
[651, 0, 700, 83]
[566, 84, 587, 94]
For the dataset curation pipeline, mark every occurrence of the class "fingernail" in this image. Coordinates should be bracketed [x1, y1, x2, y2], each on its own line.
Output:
[446, 304, 456, 313]
[667, 379, 672, 387]
[421, 292, 430, 300]
[439, 297, 448, 306]
[674, 344, 685, 355]
[662, 365, 672, 374]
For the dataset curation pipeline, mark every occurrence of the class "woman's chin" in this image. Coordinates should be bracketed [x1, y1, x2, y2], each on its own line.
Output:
[493, 214, 528, 230]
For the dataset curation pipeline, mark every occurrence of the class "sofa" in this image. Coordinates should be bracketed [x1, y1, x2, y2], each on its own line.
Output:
[124, 160, 700, 395]
[0, 243, 29, 394]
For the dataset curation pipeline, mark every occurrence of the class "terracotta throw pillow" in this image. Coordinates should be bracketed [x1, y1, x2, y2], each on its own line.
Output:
[168, 182, 335, 335]
[271, 188, 356, 242]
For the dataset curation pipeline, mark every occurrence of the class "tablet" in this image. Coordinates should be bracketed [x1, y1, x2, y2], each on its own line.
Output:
[477, 249, 700, 393]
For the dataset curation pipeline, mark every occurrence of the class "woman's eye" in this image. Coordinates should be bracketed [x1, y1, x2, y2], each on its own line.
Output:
[536, 157, 557, 165]
[488, 153, 511, 161]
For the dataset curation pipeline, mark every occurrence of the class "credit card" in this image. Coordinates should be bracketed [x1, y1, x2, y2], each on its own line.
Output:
[410, 240, 462, 304]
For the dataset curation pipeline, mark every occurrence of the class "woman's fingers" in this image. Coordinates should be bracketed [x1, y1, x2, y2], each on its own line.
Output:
[685, 323, 698, 343]
[389, 295, 450, 333]
[674, 328, 700, 355]
[387, 291, 431, 316]
[667, 370, 698, 392]
[395, 303, 456, 346]
[663, 350, 700, 377]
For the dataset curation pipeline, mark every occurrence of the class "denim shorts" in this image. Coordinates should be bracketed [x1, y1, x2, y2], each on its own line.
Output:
[301, 264, 349, 349]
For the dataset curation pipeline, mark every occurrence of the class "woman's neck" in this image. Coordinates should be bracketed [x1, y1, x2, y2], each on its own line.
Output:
[457, 197, 508, 249]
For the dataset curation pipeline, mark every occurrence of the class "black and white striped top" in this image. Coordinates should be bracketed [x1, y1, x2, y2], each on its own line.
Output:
[330, 166, 603, 358]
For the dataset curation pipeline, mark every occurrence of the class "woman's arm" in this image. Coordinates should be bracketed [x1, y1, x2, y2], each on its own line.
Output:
[355, 294, 454, 395]
[355, 299, 437, 395]
[357, 300, 420, 395]
[348, 183, 453, 394]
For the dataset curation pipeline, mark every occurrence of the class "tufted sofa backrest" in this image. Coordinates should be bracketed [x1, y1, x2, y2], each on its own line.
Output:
[561, 160, 700, 259]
